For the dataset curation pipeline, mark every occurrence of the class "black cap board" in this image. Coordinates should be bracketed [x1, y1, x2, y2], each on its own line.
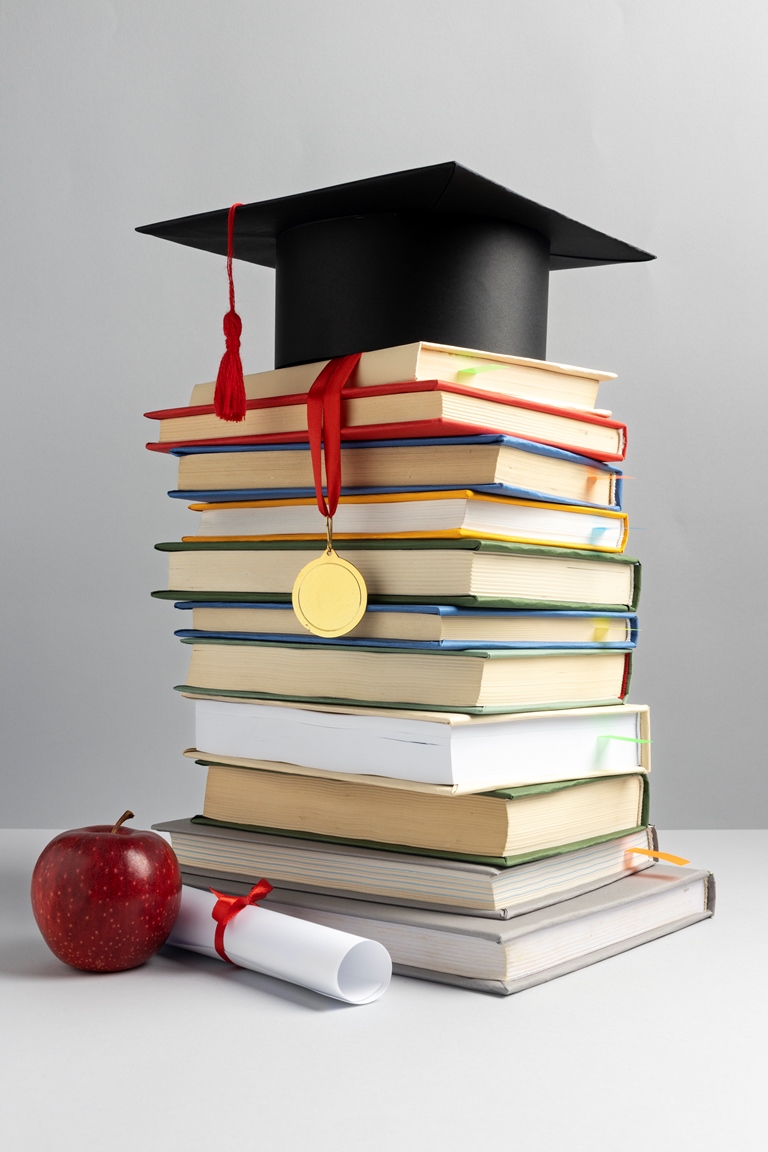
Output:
[137, 161, 654, 368]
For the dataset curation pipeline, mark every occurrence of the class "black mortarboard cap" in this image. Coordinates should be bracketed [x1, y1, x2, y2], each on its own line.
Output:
[137, 161, 654, 368]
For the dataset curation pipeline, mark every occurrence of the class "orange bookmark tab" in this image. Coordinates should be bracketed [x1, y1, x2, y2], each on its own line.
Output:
[627, 848, 690, 866]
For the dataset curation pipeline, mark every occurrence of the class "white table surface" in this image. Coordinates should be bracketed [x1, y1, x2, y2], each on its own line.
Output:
[1, 829, 764, 1151]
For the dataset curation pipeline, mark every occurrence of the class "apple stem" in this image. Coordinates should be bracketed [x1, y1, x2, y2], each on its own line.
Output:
[110, 810, 135, 834]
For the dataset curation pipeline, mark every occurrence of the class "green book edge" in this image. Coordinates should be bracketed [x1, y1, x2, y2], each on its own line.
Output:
[178, 635, 633, 660]
[155, 537, 638, 561]
[174, 684, 629, 714]
[154, 591, 639, 610]
[153, 538, 641, 610]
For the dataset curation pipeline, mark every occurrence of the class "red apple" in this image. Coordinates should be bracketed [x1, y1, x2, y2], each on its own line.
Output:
[30, 810, 182, 972]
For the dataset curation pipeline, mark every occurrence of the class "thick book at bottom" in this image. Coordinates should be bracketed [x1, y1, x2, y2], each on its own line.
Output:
[179, 865, 714, 995]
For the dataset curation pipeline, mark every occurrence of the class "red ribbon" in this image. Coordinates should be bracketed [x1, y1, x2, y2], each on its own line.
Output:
[210, 879, 273, 965]
[307, 354, 362, 519]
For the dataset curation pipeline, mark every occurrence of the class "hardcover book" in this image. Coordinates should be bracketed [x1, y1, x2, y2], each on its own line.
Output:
[173, 602, 639, 649]
[154, 538, 642, 611]
[177, 637, 632, 713]
[146, 381, 627, 460]
[156, 817, 658, 917]
[183, 491, 629, 553]
[178, 865, 714, 994]
[183, 341, 616, 411]
[169, 434, 624, 505]
[188, 699, 650, 789]
[196, 766, 648, 860]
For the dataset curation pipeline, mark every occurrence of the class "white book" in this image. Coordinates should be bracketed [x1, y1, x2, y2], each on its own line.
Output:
[191, 699, 651, 790]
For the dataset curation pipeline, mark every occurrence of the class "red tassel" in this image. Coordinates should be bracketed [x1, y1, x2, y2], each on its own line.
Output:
[215, 308, 245, 421]
[214, 202, 246, 422]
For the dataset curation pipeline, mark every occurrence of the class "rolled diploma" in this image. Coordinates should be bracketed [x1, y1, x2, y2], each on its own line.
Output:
[167, 885, 391, 1004]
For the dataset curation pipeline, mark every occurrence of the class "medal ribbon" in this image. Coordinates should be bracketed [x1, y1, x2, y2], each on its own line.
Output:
[210, 879, 273, 965]
[307, 354, 363, 526]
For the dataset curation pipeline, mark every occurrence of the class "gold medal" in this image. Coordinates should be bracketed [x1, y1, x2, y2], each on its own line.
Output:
[293, 359, 367, 638]
[292, 518, 368, 638]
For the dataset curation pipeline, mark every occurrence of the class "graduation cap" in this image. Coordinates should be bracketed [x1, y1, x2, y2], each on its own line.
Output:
[137, 160, 654, 372]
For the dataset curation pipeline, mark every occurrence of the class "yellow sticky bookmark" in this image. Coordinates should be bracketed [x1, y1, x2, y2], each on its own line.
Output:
[593, 619, 610, 641]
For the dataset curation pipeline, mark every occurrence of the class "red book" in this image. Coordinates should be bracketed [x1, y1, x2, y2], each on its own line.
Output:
[146, 381, 627, 462]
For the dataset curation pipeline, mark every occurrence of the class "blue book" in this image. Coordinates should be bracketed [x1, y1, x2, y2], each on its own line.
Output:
[172, 601, 638, 650]
[168, 435, 623, 511]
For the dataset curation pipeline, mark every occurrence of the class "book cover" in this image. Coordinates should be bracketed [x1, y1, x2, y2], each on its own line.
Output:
[182, 491, 630, 553]
[198, 765, 647, 859]
[189, 770, 649, 866]
[180, 340, 616, 411]
[177, 638, 633, 714]
[187, 700, 650, 789]
[173, 602, 638, 649]
[155, 818, 658, 918]
[145, 379, 628, 461]
[166, 430, 626, 506]
[177, 865, 714, 994]
[153, 538, 642, 611]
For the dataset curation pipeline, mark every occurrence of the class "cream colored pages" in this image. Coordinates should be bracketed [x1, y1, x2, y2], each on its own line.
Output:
[165, 545, 635, 606]
[188, 342, 615, 408]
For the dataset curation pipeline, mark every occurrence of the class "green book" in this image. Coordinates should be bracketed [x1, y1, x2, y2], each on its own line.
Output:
[176, 636, 632, 713]
[154, 537, 641, 611]
[192, 771, 650, 866]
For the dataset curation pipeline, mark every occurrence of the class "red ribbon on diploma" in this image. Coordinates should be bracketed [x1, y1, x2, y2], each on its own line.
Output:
[209, 880, 274, 965]
[307, 354, 363, 519]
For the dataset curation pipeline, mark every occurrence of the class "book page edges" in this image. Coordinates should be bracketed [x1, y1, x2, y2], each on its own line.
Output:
[176, 830, 657, 919]
[182, 748, 649, 796]
[184, 344, 616, 407]
[415, 342, 616, 381]
[181, 698, 649, 726]
[187, 814, 648, 867]
[205, 864, 708, 938]
[392, 906, 712, 995]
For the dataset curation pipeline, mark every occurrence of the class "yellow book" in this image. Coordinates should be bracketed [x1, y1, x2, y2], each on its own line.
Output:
[183, 491, 629, 554]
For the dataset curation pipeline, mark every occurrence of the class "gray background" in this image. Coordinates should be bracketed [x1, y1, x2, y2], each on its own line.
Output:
[1, 0, 765, 828]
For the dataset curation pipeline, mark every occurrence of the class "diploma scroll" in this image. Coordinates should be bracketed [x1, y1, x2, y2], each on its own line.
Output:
[167, 885, 391, 1004]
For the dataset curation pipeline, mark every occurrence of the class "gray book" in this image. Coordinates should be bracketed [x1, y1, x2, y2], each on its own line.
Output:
[158, 816, 659, 919]
[178, 864, 715, 995]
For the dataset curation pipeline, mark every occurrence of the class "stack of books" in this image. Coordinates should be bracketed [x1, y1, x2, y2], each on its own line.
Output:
[148, 341, 714, 995]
